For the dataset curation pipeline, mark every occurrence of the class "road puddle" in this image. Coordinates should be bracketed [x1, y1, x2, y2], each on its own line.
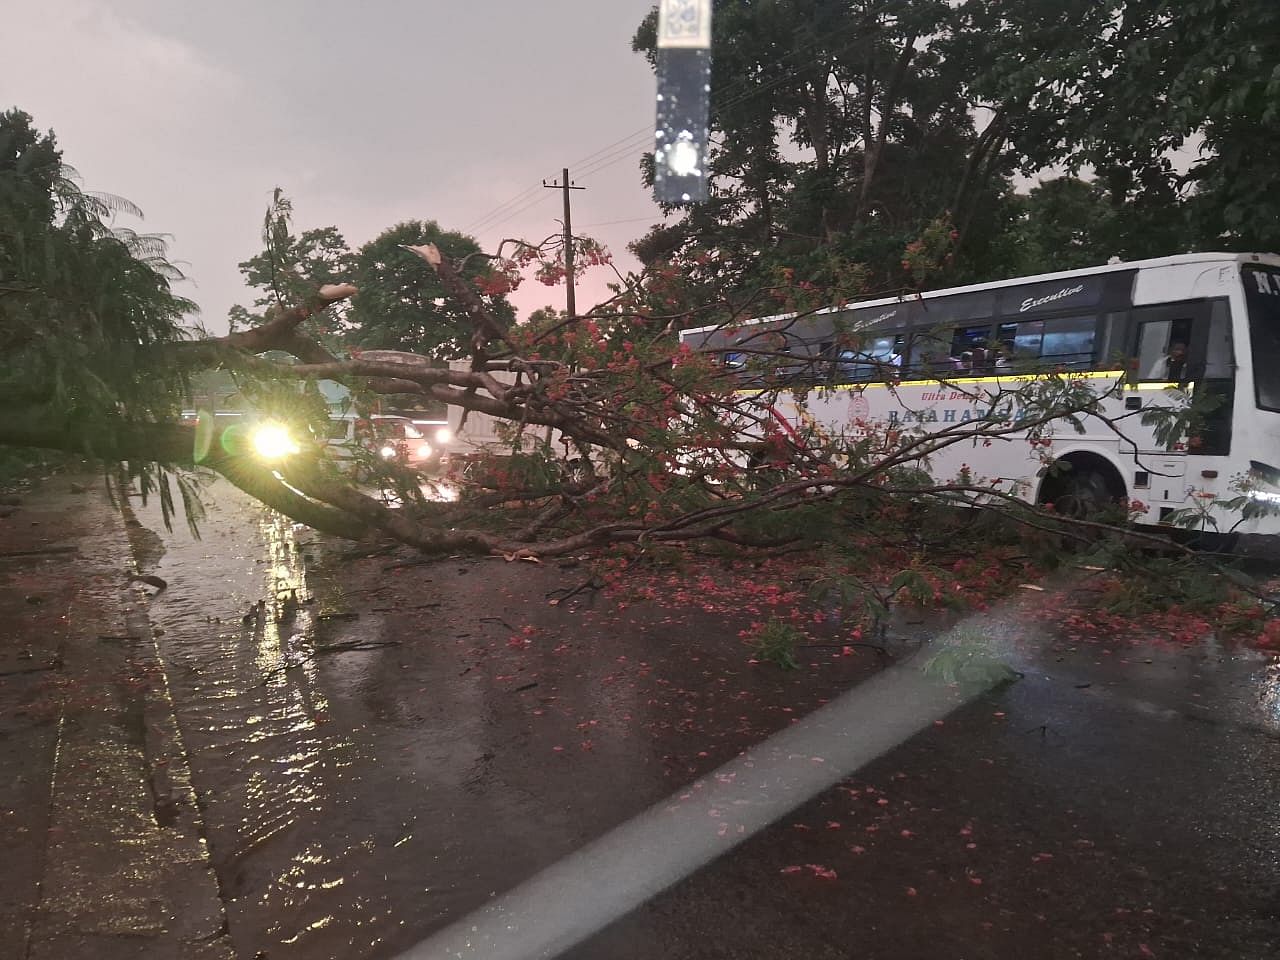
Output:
[128, 479, 890, 957]
[138, 488, 394, 955]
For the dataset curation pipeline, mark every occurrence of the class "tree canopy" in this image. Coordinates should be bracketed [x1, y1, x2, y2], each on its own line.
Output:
[347, 220, 515, 359]
[5, 97, 1280, 654]
[0, 109, 204, 518]
[0, 109, 194, 416]
[230, 200, 516, 360]
[629, 0, 1280, 316]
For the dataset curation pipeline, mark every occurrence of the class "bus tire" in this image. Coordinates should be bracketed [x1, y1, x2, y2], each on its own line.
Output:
[1039, 454, 1126, 520]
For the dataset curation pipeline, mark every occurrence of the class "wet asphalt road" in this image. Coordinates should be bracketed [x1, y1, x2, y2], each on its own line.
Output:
[128, 482, 1279, 960]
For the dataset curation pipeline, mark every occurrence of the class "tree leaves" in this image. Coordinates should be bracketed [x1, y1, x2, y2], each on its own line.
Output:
[0, 108, 199, 529]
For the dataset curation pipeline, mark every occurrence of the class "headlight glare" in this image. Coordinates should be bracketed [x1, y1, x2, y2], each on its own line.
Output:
[250, 422, 299, 461]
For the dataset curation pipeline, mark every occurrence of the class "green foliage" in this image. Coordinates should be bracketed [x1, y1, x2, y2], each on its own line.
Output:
[965, 0, 1280, 254]
[116, 464, 208, 539]
[240, 191, 355, 309]
[0, 109, 193, 421]
[229, 189, 355, 347]
[632, 0, 995, 308]
[0, 108, 198, 528]
[230, 196, 516, 360]
[1139, 386, 1223, 451]
[999, 179, 1119, 275]
[1078, 538, 1240, 615]
[922, 628, 1020, 693]
[748, 618, 803, 670]
[348, 220, 513, 359]
[630, 1, 1280, 314]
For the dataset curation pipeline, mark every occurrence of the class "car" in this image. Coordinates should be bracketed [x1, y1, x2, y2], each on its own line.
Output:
[360, 415, 445, 473]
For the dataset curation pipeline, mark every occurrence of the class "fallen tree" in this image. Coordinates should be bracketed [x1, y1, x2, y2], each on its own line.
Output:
[0, 108, 1252, 571]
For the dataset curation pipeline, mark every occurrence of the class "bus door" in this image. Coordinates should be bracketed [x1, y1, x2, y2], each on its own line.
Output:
[1128, 300, 1234, 456]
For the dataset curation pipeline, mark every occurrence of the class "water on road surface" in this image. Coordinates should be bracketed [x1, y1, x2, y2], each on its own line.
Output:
[134, 481, 1280, 960]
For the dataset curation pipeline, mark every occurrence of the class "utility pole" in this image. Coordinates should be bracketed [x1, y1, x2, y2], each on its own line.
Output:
[542, 168, 585, 317]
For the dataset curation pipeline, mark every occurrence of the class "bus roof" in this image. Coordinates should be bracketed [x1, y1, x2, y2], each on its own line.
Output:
[680, 251, 1280, 336]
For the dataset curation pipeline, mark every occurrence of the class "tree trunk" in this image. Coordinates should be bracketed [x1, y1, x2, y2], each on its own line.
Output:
[857, 34, 918, 217]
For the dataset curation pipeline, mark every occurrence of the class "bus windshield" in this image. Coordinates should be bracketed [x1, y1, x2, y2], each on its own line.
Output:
[1243, 264, 1280, 411]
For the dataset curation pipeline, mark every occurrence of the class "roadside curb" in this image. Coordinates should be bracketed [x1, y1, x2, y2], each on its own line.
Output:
[21, 483, 235, 959]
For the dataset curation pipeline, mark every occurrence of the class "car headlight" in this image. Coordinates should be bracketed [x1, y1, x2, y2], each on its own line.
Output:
[380, 445, 397, 459]
[250, 422, 299, 461]
[417, 443, 432, 458]
[435, 427, 452, 444]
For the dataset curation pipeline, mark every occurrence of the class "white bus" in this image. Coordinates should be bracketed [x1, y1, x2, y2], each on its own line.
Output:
[679, 252, 1280, 539]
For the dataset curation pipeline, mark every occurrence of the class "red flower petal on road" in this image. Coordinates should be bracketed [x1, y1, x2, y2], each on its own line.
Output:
[905, 886, 918, 897]
[780, 865, 803, 875]
[849, 845, 866, 855]
[826, 821, 842, 830]
[900, 829, 914, 838]
[808, 864, 838, 880]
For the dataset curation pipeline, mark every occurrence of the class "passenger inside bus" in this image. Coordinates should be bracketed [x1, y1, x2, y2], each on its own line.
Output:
[1144, 340, 1188, 381]
[1164, 341, 1188, 381]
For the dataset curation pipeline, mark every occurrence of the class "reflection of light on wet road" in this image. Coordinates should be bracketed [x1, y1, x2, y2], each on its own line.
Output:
[282, 913, 336, 945]
[364, 479, 460, 508]
[141, 489, 370, 952]
[432, 480, 460, 502]
[1260, 664, 1280, 723]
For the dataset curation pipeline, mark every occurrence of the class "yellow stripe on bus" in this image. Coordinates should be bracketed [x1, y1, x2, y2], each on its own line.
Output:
[734, 370, 1180, 395]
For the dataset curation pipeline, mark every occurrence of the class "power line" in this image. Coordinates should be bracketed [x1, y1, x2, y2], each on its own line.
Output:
[574, 132, 654, 181]
[464, 182, 545, 234]
[570, 23, 872, 188]
[467, 18, 867, 236]
[577, 214, 666, 228]
[479, 191, 557, 237]
[462, 27, 810, 233]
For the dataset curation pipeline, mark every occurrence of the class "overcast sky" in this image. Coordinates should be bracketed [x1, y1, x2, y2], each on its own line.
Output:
[5, 0, 666, 333]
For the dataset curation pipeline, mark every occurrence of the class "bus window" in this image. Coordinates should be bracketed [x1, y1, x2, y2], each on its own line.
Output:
[1244, 264, 1280, 409]
[872, 335, 905, 377]
[1136, 317, 1192, 380]
[834, 334, 903, 382]
[1195, 300, 1236, 455]
[1136, 321, 1171, 379]
[995, 320, 1044, 371]
[995, 315, 1096, 371]
[1040, 315, 1097, 368]
[906, 327, 961, 375]
[950, 324, 993, 371]
[1096, 312, 1127, 368]
[1204, 301, 1233, 379]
